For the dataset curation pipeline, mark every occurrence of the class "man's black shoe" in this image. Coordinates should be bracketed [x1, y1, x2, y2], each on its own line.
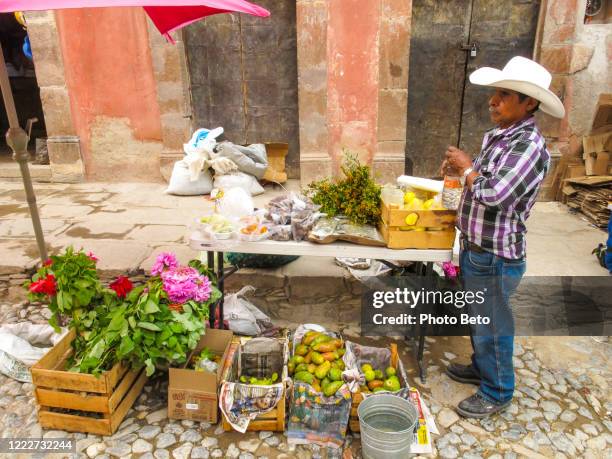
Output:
[445, 363, 481, 385]
[456, 393, 511, 419]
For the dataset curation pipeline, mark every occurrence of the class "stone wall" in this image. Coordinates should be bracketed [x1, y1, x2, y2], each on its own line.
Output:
[25, 11, 83, 183]
[297, 0, 411, 185]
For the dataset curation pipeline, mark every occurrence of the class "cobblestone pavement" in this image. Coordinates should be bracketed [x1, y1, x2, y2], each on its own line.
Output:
[1, 300, 610, 458]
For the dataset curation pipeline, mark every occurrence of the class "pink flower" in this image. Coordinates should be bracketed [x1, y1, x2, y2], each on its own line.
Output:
[161, 266, 212, 304]
[87, 251, 99, 263]
[151, 252, 179, 276]
[442, 261, 459, 279]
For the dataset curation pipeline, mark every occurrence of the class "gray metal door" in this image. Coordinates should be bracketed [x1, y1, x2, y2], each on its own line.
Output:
[183, 1, 300, 177]
[406, 0, 541, 177]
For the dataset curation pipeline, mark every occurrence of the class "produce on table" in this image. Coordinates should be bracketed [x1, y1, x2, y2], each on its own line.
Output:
[239, 372, 279, 385]
[200, 214, 234, 235]
[288, 331, 346, 396]
[358, 362, 401, 394]
[306, 153, 381, 226]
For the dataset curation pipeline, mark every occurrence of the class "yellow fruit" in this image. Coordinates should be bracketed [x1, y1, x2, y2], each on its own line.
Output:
[404, 213, 419, 226]
[414, 227, 426, 232]
[383, 376, 401, 392]
[423, 199, 435, 209]
[364, 370, 375, 382]
[403, 191, 415, 204]
[385, 367, 397, 378]
[361, 363, 373, 373]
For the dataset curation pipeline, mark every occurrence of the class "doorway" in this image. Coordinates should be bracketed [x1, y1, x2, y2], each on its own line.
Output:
[405, 0, 541, 177]
[183, 1, 300, 178]
[0, 13, 47, 163]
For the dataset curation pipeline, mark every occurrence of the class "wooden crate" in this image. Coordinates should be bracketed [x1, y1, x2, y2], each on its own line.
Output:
[31, 329, 147, 436]
[349, 344, 400, 432]
[379, 202, 456, 249]
[220, 339, 286, 432]
[222, 392, 286, 432]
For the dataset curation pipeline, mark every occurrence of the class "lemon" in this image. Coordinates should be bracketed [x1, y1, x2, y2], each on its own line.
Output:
[404, 213, 418, 226]
[403, 191, 415, 204]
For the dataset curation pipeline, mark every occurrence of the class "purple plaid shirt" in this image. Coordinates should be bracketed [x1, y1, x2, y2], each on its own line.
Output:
[457, 115, 550, 260]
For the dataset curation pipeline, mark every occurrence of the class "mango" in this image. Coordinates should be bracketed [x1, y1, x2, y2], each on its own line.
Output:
[368, 380, 384, 390]
[312, 342, 336, 353]
[287, 362, 295, 375]
[307, 363, 317, 374]
[314, 361, 331, 380]
[361, 363, 373, 373]
[337, 348, 346, 357]
[321, 351, 339, 361]
[331, 359, 345, 371]
[328, 368, 342, 382]
[323, 381, 343, 397]
[321, 378, 331, 390]
[312, 381, 321, 392]
[294, 371, 314, 384]
[304, 351, 313, 364]
[360, 385, 370, 393]
[373, 387, 386, 393]
[240, 376, 247, 383]
[364, 370, 375, 382]
[292, 355, 305, 365]
[250, 377, 257, 385]
[302, 332, 321, 346]
[271, 372, 279, 383]
[310, 334, 332, 347]
[385, 366, 397, 378]
[383, 377, 401, 392]
[295, 363, 308, 373]
[374, 370, 384, 380]
[311, 351, 325, 365]
[295, 344, 309, 356]
[330, 339, 343, 349]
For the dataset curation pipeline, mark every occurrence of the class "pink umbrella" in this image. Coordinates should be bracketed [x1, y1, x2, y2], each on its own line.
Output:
[0, 0, 269, 260]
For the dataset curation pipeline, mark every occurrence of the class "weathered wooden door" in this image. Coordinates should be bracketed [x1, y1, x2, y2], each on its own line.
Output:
[183, 1, 300, 177]
[405, 0, 541, 177]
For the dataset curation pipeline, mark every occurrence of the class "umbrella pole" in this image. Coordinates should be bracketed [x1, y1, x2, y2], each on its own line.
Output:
[0, 46, 48, 262]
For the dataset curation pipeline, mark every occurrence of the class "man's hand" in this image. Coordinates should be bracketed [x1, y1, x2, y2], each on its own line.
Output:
[445, 146, 473, 174]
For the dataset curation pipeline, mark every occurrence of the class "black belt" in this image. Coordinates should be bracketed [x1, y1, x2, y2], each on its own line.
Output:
[459, 236, 487, 253]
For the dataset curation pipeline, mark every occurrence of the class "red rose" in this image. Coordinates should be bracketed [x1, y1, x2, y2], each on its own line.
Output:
[110, 276, 133, 298]
[29, 274, 57, 296]
[43, 258, 53, 267]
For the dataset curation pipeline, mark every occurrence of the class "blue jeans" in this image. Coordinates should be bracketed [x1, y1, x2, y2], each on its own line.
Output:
[459, 249, 526, 404]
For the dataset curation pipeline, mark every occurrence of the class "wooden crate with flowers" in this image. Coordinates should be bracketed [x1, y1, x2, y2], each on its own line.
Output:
[27, 249, 220, 435]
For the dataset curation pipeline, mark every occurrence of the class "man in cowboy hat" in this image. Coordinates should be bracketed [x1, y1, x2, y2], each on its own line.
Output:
[441, 56, 565, 418]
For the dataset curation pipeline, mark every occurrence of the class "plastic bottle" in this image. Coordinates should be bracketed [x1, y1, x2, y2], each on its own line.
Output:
[441, 167, 463, 210]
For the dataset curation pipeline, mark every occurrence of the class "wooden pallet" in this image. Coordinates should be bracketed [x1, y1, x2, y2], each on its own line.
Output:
[380, 202, 456, 249]
[31, 329, 147, 435]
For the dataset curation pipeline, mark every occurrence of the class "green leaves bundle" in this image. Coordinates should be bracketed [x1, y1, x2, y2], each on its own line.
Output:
[306, 153, 382, 226]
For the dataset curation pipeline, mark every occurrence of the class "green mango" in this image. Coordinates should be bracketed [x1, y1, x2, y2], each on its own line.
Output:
[314, 361, 331, 380]
[311, 352, 325, 365]
[239, 376, 247, 383]
[271, 372, 279, 382]
[323, 380, 343, 397]
[321, 377, 331, 390]
[331, 359, 345, 371]
[295, 344, 309, 356]
[328, 368, 342, 382]
[295, 363, 308, 373]
[310, 334, 332, 348]
[374, 370, 384, 380]
[294, 371, 315, 384]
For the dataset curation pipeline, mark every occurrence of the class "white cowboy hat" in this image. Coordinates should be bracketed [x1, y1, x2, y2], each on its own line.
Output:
[469, 56, 565, 119]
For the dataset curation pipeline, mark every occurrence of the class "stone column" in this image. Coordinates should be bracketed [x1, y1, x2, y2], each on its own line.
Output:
[297, 0, 331, 184]
[374, 0, 412, 183]
[147, 25, 193, 181]
[25, 11, 83, 182]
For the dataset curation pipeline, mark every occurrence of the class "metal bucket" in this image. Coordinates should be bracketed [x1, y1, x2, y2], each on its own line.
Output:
[358, 394, 418, 459]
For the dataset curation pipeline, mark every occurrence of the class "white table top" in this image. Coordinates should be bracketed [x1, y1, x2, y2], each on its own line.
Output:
[189, 235, 452, 263]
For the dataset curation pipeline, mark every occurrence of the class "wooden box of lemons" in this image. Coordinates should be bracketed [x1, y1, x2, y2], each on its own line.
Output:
[288, 331, 346, 397]
[401, 191, 446, 231]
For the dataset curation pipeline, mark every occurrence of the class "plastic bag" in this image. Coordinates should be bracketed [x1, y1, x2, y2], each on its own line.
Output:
[214, 172, 264, 196]
[224, 286, 274, 336]
[215, 142, 268, 179]
[0, 323, 67, 382]
[166, 160, 213, 196]
[217, 187, 255, 220]
[291, 209, 322, 241]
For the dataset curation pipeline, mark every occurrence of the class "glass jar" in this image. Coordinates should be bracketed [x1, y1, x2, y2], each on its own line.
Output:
[441, 169, 463, 210]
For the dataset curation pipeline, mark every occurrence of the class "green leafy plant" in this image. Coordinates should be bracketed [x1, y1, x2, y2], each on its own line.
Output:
[306, 152, 382, 226]
[26, 248, 221, 377]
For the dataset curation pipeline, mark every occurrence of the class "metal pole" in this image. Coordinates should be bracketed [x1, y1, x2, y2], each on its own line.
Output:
[0, 46, 47, 261]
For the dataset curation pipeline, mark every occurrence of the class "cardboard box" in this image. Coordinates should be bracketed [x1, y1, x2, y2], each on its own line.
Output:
[168, 328, 233, 423]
